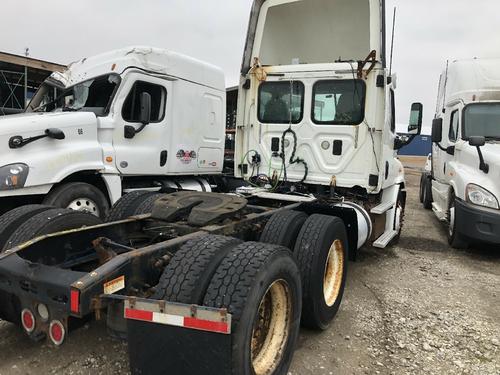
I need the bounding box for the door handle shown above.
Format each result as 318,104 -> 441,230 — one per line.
160,151 -> 168,167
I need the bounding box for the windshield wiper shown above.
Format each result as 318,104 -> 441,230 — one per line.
62,107 -> 80,112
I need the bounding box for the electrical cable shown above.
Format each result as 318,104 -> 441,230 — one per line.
280,80 -> 309,184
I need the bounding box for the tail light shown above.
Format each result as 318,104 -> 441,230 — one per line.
70,289 -> 80,314
21,309 -> 36,333
49,320 -> 65,346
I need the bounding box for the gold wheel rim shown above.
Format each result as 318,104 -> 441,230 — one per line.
251,279 -> 292,375
323,240 -> 345,307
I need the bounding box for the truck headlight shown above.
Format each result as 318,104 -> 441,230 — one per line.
466,184 -> 499,210
0,164 -> 29,190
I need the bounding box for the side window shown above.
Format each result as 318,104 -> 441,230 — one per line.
258,81 -> 304,124
390,89 -> 396,133
449,110 -> 459,142
122,81 -> 166,123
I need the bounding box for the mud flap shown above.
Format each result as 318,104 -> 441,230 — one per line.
122,298 -> 232,375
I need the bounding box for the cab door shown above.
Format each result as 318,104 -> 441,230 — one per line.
112,73 -> 172,175
433,105 -> 460,183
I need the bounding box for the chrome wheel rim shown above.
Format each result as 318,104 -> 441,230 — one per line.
323,240 -> 344,307
251,280 -> 292,375
67,198 -> 100,216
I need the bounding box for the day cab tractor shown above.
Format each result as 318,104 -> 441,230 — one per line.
0,1 -> 422,374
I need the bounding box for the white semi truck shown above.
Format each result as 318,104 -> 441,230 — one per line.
0,1 -> 423,374
421,58 -> 500,248
0,47 -> 226,217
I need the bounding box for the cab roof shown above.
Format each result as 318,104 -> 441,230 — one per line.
437,58 -> 500,110
241,0 -> 386,74
50,46 -> 225,91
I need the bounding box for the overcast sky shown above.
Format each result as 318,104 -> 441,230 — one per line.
2,0 -> 500,133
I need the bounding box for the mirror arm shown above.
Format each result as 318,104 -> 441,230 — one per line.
8,128 -> 65,149
434,142 -> 447,152
124,123 -> 148,139
475,146 -> 489,174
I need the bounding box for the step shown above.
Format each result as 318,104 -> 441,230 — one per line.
372,230 -> 398,249
370,201 -> 395,215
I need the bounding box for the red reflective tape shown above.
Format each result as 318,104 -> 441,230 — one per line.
125,308 -> 154,322
184,317 -> 229,334
70,289 -> 80,314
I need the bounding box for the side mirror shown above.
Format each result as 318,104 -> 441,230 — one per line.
469,136 -> 486,147
139,92 -> 152,125
407,103 -> 423,135
431,118 -> 443,143
45,128 -> 65,140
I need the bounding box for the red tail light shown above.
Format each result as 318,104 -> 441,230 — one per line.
21,309 -> 35,333
70,289 -> 80,314
49,320 -> 65,346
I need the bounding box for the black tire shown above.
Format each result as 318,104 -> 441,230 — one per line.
419,174 -> 426,203
0,205 -> 52,251
4,208 -> 102,251
293,214 -> 348,330
1,209 -> 101,324
204,242 -> 302,375
152,235 -> 241,304
260,210 -> 308,250
390,189 -> 406,246
422,175 -> 433,210
105,191 -> 158,222
43,182 -> 109,219
133,193 -> 166,215
448,194 -> 468,249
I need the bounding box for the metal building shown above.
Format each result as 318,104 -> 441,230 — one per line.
398,134 -> 432,156
0,51 -> 65,115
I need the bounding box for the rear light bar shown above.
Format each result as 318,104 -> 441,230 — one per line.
70,289 -> 80,314
123,299 -> 231,335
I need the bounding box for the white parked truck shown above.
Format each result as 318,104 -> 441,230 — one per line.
0,47 -> 226,217
235,0 -> 423,250
421,58 -> 500,248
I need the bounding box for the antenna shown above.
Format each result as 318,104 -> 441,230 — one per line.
389,7 -> 396,77
442,60 -> 449,113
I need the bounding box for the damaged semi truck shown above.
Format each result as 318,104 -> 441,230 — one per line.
0,1 -> 422,374
0,47 -> 226,217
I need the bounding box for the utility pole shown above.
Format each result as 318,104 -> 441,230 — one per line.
24,47 -> 29,109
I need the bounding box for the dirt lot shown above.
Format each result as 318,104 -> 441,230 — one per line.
0,166 -> 499,375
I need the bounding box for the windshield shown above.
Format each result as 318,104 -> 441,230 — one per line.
463,103 -> 500,139
27,74 -> 120,116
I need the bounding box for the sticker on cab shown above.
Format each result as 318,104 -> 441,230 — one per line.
104,276 -> 125,295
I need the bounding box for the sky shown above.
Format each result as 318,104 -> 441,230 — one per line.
1,0 -> 500,133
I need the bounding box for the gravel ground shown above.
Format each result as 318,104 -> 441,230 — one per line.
0,167 -> 499,375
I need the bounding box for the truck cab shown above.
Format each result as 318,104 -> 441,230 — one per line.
235,0 -> 423,248
422,58 -> 500,248
0,47 -> 226,217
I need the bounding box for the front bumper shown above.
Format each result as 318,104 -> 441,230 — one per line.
455,199 -> 500,245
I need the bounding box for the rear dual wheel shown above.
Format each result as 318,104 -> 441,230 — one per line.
154,236 -> 302,375
293,214 -> 348,330
261,211 -> 349,330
